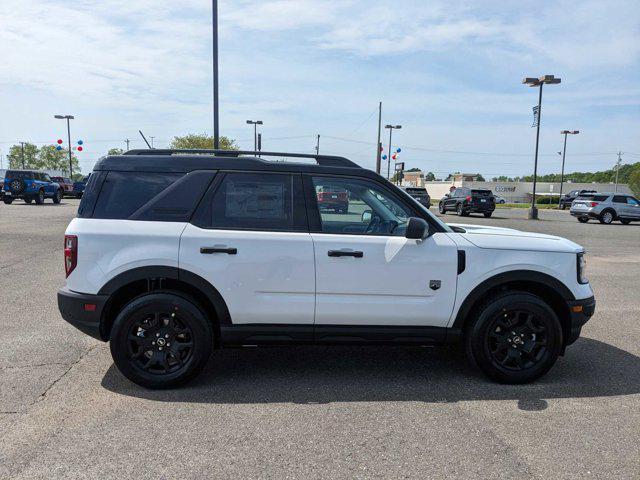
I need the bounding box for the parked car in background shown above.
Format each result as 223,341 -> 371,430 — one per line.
438,187 -> 495,217
2,170 -> 63,204
403,187 -> 431,208
51,177 -> 74,197
316,185 -> 349,213
559,189 -> 597,210
494,194 -> 507,204
570,193 -> 640,224
72,175 -> 90,198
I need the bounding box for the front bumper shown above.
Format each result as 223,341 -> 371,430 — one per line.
566,295 -> 596,345
58,287 -> 109,341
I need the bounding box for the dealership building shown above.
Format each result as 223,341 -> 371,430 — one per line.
402,171 -> 632,203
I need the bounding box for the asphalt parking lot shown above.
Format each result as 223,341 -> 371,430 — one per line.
1,199 -> 638,479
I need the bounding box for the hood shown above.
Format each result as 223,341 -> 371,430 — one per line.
448,223 -> 584,253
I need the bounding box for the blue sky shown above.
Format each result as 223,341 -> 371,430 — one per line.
1,0 -> 639,178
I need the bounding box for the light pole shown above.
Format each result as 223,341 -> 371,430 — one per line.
522,75 -> 561,219
385,124 -> 401,180
212,0 -> 220,149
54,114 -> 75,178
246,120 -> 263,152
558,130 -> 579,207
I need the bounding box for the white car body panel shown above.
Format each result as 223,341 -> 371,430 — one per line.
178,224 -> 315,325
64,218 -> 186,294
312,232 -> 458,327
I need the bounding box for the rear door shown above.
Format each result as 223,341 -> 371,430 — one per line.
179,172 -> 315,325
305,175 -> 458,327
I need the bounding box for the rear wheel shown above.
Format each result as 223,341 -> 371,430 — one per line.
3,198 -> 13,205
53,189 -> 63,204
34,189 -> 44,205
110,293 -> 213,389
483,212 -> 492,218
599,210 -> 614,224
465,291 -> 563,384
24,197 -> 33,204
456,203 -> 466,216
577,217 -> 589,223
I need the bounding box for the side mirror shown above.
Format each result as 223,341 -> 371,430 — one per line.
405,217 -> 429,240
361,209 -> 372,223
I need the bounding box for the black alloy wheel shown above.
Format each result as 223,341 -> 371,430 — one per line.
110,293 -> 212,389
577,217 -> 589,223
34,189 -> 45,205
456,203 -> 465,216
24,197 -> 33,204
53,189 -> 62,204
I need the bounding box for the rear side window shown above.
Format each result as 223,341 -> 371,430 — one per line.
209,172 -> 305,231
92,172 -> 182,219
5,171 -> 32,180
592,195 -> 609,202
613,196 -> 627,203
576,194 -> 595,200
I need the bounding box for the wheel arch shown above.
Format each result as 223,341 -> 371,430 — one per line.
452,270 -> 574,345
98,266 -> 231,344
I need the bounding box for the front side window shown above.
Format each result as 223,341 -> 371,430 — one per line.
627,197 -> 640,206
311,176 -> 412,236
210,173 -> 300,231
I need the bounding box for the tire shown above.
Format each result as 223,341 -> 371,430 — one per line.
110,292 -> 213,389
53,189 -> 62,204
34,189 -> 44,205
438,203 -> 446,214
560,204 -> 566,210
9,179 -> 25,194
577,217 -> 589,223
3,198 -> 13,205
483,212 -> 492,218
599,210 -> 614,224
465,291 -> 563,384
621,219 -> 631,225
456,203 -> 466,216
24,197 -> 33,204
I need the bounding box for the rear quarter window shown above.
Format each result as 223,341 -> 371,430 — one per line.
592,195 -> 610,202
91,172 -> 182,219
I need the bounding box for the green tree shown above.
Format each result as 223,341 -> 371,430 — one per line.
169,133 -> 238,150
424,172 -> 436,181
7,143 -> 39,169
108,148 -> 124,155
37,145 -> 80,174
628,164 -> 640,196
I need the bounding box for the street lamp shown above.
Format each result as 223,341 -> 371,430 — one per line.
54,114 -> 75,178
558,130 -> 579,208
522,74 -> 561,219
212,0 -> 220,149
384,124 -> 401,179
246,120 -> 263,152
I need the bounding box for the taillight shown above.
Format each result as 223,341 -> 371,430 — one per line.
465,196 -> 471,202
64,235 -> 77,277
590,202 -> 598,207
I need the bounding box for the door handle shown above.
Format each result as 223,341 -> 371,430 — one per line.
200,246 -> 237,255
328,249 -> 363,258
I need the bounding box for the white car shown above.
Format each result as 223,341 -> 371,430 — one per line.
58,149 -> 595,388
494,194 -> 507,204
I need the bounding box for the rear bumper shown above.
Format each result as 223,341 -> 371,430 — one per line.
566,295 -> 596,345
57,287 -> 108,341
466,204 -> 495,213
570,209 -> 598,218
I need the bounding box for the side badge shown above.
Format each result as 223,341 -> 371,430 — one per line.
429,280 -> 441,291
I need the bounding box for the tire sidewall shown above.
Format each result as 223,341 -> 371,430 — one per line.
110,292 -> 212,389
600,210 -> 614,224
466,292 -> 563,384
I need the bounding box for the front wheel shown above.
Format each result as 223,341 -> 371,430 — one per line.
53,189 -> 62,204
110,293 -> 213,389
577,217 -> 589,223
599,210 -> 614,224
621,219 -> 631,225
34,189 -> 45,205
483,212 -> 492,218
24,197 -> 33,204
438,203 -> 446,214
465,291 -> 563,384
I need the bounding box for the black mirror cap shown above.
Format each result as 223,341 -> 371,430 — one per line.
406,217 -> 429,240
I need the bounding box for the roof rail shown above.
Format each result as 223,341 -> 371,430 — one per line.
122,149 -> 361,168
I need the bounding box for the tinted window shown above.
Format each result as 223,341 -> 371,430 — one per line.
472,189 -> 492,197
210,173 -> 300,231
52,177 -> 63,182
592,195 -> 609,202
5,171 -> 32,180
43,174 -> 52,182
311,176 -> 412,236
93,172 -> 182,219
613,196 -> 627,203
576,194 -> 596,200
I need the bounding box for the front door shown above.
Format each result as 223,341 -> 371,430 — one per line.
179,172 -> 315,325
306,175 -> 458,327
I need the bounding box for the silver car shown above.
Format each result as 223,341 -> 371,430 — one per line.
570,192 -> 640,224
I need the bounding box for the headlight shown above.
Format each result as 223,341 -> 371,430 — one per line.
577,252 -> 588,284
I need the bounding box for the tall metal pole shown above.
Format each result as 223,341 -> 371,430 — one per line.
529,83 -> 543,220
559,131 -> 568,208
315,134 -> 320,154
150,136 -> 155,148
20,142 -> 25,169
212,0 -> 220,149
253,123 -> 257,151
386,127 -> 393,180
125,139 -> 130,150
615,151 -> 622,192
66,117 -> 73,178
375,101 -> 382,174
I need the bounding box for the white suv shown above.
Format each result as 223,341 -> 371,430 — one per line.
58,150 -> 595,388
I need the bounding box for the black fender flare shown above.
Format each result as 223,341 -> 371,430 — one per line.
98,266 -> 232,326
451,270 -> 575,329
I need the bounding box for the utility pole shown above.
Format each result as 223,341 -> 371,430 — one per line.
20,142 -> 25,168
54,115 -> 75,177
150,136 -> 155,148
615,151 -> 622,192
558,130 -> 579,208
125,138 -> 130,151
246,120 -> 263,152
212,0 -> 220,149
315,134 -> 320,155
375,101 -> 382,174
